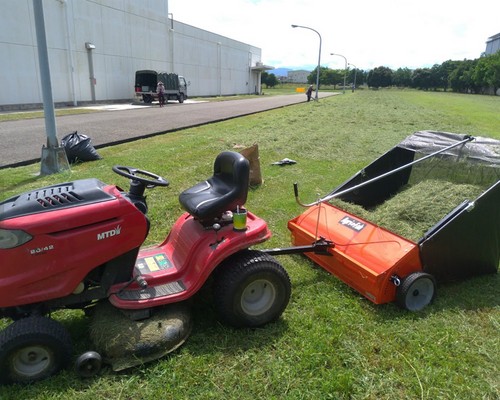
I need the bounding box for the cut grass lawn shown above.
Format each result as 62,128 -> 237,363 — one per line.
0,108 -> 102,122
0,89 -> 499,399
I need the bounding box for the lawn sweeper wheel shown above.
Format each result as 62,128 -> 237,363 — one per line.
396,272 -> 436,311
0,316 -> 72,385
213,250 -> 291,328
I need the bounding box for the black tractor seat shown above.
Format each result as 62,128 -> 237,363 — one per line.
179,151 -> 249,224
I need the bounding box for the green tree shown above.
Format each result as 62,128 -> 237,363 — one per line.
307,66 -> 331,88
473,52 -> 500,94
261,72 -> 269,86
367,66 -> 393,88
473,57 -> 490,93
393,67 -> 412,87
261,72 -> 278,88
266,73 -> 279,88
411,68 -> 432,90
449,59 -> 478,93
356,69 -> 368,86
438,60 -> 459,91
485,51 -> 500,93
430,64 -> 447,90
322,68 -> 343,87
348,68 -> 365,88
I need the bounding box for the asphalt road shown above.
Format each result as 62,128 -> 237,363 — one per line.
0,93 -> 335,169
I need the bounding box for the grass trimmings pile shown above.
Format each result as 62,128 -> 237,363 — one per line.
330,179 -> 484,241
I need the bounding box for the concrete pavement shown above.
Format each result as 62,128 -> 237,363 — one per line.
0,93 -> 336,169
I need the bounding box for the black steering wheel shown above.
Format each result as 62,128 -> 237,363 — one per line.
112,166 -> 169,188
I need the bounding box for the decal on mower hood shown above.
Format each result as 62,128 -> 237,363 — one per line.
29,244 -> 55,255
339,216 -> 366,232
97,225 -> 122,240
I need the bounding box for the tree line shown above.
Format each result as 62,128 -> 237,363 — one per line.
262,51 -> 500,94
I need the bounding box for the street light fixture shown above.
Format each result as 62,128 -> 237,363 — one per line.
330,53 -> 347,94
348,63 -> 357,92
292,24 -> 322,101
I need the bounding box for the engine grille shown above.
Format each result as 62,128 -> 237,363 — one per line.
28,185 -> 83,208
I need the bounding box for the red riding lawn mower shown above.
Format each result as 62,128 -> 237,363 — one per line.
1,132 -> 498,385
0,151 -> 297,385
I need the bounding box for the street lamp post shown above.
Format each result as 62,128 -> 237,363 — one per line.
330,53 -> 347,94
33,0 -> 70,175
348,63 -> 357,92
291,24 -> 322,101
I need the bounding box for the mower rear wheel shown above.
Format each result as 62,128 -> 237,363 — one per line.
396,272 -> 436,311
0,317 -> 72,384
213,250 -> 291,328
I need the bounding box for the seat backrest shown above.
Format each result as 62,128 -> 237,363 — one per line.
178,151 -> 249,222
209,151 -> 249,204
213,150 -> 248,185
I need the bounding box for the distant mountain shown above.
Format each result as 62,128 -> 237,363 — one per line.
270,68 -> 291,77
269,67 -> 313,76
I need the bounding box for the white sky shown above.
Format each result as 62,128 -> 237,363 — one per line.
168,0 -> 500,71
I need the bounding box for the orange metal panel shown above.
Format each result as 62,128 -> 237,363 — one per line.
288,203 -> 422,304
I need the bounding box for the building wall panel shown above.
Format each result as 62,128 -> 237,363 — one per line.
0,0 -> 263,109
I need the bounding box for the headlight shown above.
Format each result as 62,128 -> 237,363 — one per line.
0,229 -> 33,249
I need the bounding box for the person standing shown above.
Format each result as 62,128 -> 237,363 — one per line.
157,81 -> 165,107
306,85 -> 313,102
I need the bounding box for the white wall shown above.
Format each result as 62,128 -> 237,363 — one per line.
156,20 -> 262,97
485,34 -> 500,55
287,70 -> 310,84
0,0 -> 263,108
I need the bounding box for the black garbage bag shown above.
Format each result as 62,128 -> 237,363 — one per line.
61,131 -> 101,163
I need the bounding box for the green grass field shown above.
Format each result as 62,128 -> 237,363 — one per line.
0,89 -> 499,399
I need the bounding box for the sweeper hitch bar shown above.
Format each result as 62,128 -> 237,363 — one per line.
264,237 -> 334,256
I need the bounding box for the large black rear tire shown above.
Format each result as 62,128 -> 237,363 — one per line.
0,317 -> 72,385
213,250 -> 291,328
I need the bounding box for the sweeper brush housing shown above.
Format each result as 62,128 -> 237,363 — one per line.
288,131 -> 500,307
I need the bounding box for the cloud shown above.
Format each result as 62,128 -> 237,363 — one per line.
168,0 -> 500,70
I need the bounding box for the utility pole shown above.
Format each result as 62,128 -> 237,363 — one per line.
33,0 -> 69,175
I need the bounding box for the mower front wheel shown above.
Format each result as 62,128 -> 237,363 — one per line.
75,351 -> 102,378
213,250 -> 291,328
396,272 -> 436,311
0,316 -> 72,385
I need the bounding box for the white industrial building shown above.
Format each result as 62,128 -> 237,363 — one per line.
485,33 -> 500,55
0,0 -> 271,110
287,70 -> 311,84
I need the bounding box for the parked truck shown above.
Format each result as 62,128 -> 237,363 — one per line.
134,70 -> 188,104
